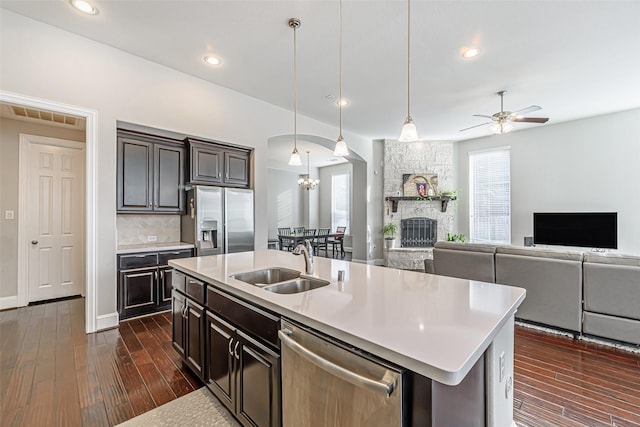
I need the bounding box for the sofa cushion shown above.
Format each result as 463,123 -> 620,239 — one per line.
496,246 -> 583,261
583,312 -> 640,346
434,241 -> 497,254
495,251 -> 583,332
583,253 -> 640,321
584,252 -> 640,267
433,242 -> 497,283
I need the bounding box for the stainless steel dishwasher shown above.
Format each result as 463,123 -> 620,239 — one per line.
279,319 -> 403,426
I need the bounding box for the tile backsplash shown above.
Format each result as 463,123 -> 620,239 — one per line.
117,214 -> 181,245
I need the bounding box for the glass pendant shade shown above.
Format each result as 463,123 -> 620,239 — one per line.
491,121 -> 513,135
288,147 -> 302,166
333,136 -> 349,156
399,116 -> 419,142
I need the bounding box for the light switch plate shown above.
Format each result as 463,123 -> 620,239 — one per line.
5,210 -> 15,220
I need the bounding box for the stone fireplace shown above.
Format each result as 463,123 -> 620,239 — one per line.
383,139 -> 455,270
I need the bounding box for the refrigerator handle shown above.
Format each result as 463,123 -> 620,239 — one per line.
189,198 -> 195,219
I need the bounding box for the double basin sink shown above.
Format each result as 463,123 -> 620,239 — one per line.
230,267 -> 329,294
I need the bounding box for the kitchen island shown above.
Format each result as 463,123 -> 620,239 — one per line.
170,250 -> 526,426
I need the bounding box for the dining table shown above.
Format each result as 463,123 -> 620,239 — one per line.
277,231 -> 345,256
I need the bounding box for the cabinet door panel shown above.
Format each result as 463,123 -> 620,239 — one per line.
186,300 -> 205,378
172,291 -> 186,358
206,312 -> 235,410
160,266 -> 173,305
118,138 -> 153,211
224,151 -> 249,186
121,268 -> 156,311
191,144 -> 222,184
237,331 -> 281,427
154,144 -> 185,212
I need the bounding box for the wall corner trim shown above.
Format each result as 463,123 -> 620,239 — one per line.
95,312 -> 119,331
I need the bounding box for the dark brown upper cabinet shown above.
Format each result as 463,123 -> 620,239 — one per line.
117,131 -> 185,213
186,138 -> 250,187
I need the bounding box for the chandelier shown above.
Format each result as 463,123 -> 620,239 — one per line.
298,151 -> 319,190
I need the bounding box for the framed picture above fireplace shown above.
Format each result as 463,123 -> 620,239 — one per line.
403,174 -> 438,197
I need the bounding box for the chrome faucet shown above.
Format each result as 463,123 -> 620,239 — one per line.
293,239 -> 314,275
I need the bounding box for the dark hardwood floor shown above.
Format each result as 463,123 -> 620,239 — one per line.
1,297 -> 638,426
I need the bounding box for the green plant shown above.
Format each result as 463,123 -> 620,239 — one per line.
439,189 -> 458,198
383,223 -> 397,238
446,233 -> 466,242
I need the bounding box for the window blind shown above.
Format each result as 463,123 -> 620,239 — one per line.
469,148 -> 511,243
331,173 -> 350,234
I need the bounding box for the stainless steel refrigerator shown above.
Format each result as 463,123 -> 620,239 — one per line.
181,186 -> 254,255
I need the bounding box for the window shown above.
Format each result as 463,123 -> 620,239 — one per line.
469,148 -> 511,243
331,173 -> 350,234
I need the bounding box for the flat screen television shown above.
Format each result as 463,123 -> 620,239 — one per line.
533,212 -> 617,249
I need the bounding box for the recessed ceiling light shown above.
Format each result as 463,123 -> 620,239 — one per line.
336,99 -> 349,107
462,47 -> 481,59
70,0 -> 98,15
204,56 -> 221,66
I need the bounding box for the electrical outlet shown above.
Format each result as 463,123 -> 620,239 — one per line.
5,210 -> 15,220
147,235 -> 157,242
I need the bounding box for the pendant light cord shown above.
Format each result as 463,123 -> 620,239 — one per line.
407,0 -> 411,118
338,0 -> 343,140
293,22 -> 298,150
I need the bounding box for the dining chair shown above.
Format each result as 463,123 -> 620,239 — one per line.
329,226 -> 346,258
313,228 -> 331,257
278,227 -> 294,251
293,226 -> 305,234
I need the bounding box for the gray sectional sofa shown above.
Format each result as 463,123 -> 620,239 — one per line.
432,241 -> 640,346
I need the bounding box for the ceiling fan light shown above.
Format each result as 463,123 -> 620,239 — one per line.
333,136 -> 349,157
399,116 -> 419,142
288,147 -> 302,166
491,121 -> 513,135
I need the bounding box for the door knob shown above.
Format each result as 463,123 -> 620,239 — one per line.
31,240 -> 38,245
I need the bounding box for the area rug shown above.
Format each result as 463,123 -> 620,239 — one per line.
117,387 -> 240,427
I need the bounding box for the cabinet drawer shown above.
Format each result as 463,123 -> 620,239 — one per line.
207,286 -> 280,348
186,276 -> 206,304
119,253 -> 158,269
172,269 -> 187,294
159,249 -> 193,265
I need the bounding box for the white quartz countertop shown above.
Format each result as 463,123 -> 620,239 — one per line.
169,250 -> 526,385
117,242 -> 194,254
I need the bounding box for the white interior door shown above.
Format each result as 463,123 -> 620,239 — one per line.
26,136 -> 85,303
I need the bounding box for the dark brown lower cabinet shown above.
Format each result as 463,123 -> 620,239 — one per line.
206,311 -> 281,427
172,289 -> 205,379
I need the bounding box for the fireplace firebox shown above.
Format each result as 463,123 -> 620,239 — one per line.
401,217 -> 437,248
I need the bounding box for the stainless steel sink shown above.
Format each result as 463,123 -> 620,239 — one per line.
231,267 -> 301,286
263,278 -> 330,294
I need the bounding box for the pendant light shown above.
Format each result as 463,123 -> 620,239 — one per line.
398,0 -> 419,142
297,151 -> 320,190
288,18 -> 302,166
333,0 -> 349,157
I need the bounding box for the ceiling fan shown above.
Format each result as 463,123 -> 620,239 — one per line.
460,91 -> 549,134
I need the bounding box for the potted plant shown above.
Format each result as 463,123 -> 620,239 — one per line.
383,223 -> 398,249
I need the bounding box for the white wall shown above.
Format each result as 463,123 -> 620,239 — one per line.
0,11 -> 379,319
456,108 -> 640,255
266,168 -> 303,238
0,117 -> 85,299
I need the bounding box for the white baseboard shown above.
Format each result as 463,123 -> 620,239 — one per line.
96,312 -> 119,331
0,296 -> 18,310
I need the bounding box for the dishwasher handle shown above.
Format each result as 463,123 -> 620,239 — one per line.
278,329 -> 397,398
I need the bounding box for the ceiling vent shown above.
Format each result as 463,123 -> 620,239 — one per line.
1,103 -> 85,130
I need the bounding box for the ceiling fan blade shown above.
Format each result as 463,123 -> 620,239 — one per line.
459,122 -> 491,132
472,114 -> 493,119
512,105 -> 541,116
513,117 -> 549,123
